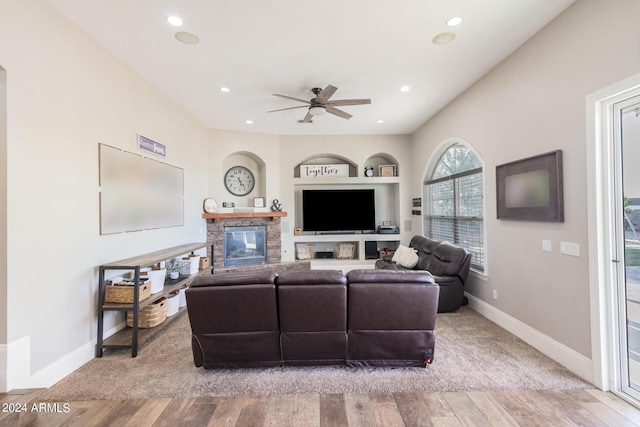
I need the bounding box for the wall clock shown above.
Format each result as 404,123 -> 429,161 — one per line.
224,166 -> 255,196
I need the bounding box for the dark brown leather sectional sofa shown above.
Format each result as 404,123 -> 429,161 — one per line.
186,269 -> 439,369
375,235 -> 472,313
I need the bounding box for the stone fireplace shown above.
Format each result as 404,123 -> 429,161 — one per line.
205,213 -> 283,272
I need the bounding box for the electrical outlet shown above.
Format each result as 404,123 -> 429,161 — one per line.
542,239 -> 552,252
560,241 -> 580,257
493,289 -> 498,300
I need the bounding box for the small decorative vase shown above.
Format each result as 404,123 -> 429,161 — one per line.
169,271 -> 179,280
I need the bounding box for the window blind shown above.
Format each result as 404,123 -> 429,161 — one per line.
424,169 -> 484,271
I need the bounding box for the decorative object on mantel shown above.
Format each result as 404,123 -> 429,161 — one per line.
254,197 -> 265,208
364,165 -> 374,177
300,164 -> 349,178
203,197 -> 218,213
271,199 -> 283,212
234,207 -> 255,213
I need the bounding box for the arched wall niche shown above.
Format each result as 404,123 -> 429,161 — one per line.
364,152 -> 400,177
293,153 -> 357,177
221,151 -> 266,201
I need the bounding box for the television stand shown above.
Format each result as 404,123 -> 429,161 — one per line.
293,234 -> 400,266
319,231 -> 358,235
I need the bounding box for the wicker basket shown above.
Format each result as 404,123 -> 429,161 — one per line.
335,242 -> 356,260
295,243 -> 315,260
126,299 -> 167,328
105,282 -> 151,303
179,260 -> 192,276
199,257 -> 210,270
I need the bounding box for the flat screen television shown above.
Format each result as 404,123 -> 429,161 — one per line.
302,189 -> 375,232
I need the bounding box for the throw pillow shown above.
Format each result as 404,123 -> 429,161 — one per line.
399,249 -> 419,268
391,245 -> 411,263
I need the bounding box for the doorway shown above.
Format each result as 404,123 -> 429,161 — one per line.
588,74 -> 640,407
615,96 -> 640,402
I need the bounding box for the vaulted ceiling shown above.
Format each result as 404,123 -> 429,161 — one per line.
46,0 -> 574,135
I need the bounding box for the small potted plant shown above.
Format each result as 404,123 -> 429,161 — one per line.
167,259 -> 182,280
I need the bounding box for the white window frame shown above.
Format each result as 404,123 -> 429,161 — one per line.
422,139 -> 486,274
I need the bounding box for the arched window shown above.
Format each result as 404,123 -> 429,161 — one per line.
423,143 -> 484,271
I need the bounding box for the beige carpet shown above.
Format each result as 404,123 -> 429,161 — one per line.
40,307 -> 591,401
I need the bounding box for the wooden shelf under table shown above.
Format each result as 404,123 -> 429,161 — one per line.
102,308 -> 187,351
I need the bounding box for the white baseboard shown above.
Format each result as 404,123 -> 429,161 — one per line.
466,293 -> 594,384
5,321 -> 126,391
26,341 -> 94,389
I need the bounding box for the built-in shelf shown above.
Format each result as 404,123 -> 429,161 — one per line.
202,211 -> 287,221
294,234 -> 400,267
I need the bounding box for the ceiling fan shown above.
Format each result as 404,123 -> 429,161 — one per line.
268,85 -> 371,123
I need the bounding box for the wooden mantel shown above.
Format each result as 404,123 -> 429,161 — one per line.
201,211 -> 288,221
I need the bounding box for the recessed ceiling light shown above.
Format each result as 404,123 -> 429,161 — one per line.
174,31 -> 199,45
400,86 -> 410,92
220,87 -> 230,93
245,120 -> 253,125
446,16 -> 462,27
166,16 -> 183,26
377,120 -> 384,124
432,32 -> 456,45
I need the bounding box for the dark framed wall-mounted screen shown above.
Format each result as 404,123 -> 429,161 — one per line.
99,143 -> 184,235
496,150 -> 563,222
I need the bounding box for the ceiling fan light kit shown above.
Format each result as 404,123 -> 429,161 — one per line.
309,106 -> 326,116
269,85 -> 371,123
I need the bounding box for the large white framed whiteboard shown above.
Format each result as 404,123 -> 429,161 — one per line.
99,143 -> 184,235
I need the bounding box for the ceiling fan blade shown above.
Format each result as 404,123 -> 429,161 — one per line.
326,99 -> 371,106
302,111 -> 313,123
268,105 -> 310,113
315,85 -> 338,103
326,105 -> 353,120
272,94 -> 311,104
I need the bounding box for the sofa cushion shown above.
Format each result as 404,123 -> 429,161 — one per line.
276,269 -> 346,286
190,271 -> 276,287
427,242 -> 470,278
347,268 -> 434,284
410,236 -> 440,271
277,270 -> 347,332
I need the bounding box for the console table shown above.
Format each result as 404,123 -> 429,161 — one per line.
96,242 -> 205,357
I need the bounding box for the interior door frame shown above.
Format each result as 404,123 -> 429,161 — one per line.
587,72 -> 640,404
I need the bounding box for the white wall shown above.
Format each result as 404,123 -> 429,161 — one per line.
0,0 -> 208,388
412,0 -> 640,359
0,66 -> 6,347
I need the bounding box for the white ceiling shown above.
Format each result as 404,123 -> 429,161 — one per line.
45,0 -> 574,136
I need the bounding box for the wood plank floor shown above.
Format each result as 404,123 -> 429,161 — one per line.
3,388 -> 640,426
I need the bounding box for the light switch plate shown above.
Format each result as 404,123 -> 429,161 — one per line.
542,240 -> 552,252
560,241 -> 580,257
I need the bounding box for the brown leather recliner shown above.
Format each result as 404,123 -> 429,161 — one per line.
346,269 -> 440,367
186,271 -> 281,368
375,235 -> 472,313
277,270 -> 347,366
